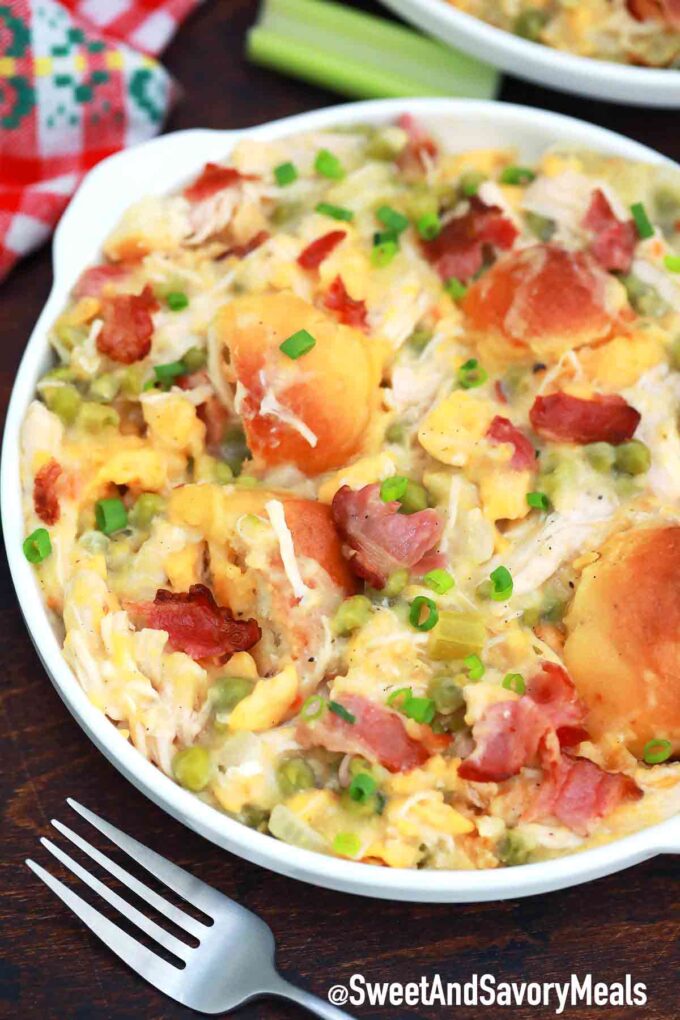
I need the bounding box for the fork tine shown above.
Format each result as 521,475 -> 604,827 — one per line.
67,799 -> 224,919
52,818 -> 207,939
26,859 -> 185,999
40,837 -> 192,961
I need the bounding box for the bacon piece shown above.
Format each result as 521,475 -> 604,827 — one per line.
128,584 -> 261,662
184,163 -> 257,202
421,196 -> 518,283
526,662 -> 588,746
323,276 -> 369,332
74,263 -> 128,298
525,755 -> 642,835
297,230 -> 346,270
225,231 -> 269,259
529,392 -> 640,445
396,114 -> 438,175
458,699 -> 551,782
331,483 -> 442,588
582,189 -> 637,273
33,458 -> 62,525
97,286 -> 158,365
627,0 -> 680,25
297,693 -> 429,773
486,415 -> 536,470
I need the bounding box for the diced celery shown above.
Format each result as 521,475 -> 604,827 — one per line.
427,611 -> 486,661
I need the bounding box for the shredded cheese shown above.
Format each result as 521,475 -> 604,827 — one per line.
259,388 -> 318,448
265,499 -> 311,602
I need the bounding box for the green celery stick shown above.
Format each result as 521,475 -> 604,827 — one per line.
247,0 -> 499,99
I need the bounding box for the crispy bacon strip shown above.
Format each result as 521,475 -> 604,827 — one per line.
97,286 -> 158,365
529,392 -> 641,445
525,755 -> 642,836
297,231 -> 346,270
33,458 -> 62,525
297,693 -> 430,773
396,113 -> 438,175
128,584 -> 261,662
323,276 -> 369,332
486,416 -> 536,470
331,483 -> 442,589
184,163 -> 257,202
421,196 -> 518,283
225,231 -> 269,259
526,662 -> 588,747
627,0 -> 680,25
74,263 -> 128,298
582,189 -> 637,273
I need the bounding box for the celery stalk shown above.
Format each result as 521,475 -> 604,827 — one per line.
247,0 -> 499,100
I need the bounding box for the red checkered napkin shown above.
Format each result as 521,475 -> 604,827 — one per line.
0,0 -> 201,281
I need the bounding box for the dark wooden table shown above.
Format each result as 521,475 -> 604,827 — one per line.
1,2 -> 678,1017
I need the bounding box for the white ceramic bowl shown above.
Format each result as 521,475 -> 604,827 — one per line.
3,98 -> 679,902
379,0 -> 680,107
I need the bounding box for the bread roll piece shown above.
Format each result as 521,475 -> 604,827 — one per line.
564,526 -> 680,757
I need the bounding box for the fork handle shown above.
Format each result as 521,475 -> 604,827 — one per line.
266,975 -> 356,1020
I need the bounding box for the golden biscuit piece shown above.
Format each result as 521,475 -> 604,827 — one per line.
215,292 -> 380,474
564,526 -> 680,757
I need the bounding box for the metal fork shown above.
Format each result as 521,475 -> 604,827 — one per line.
27,800 -> 354,1018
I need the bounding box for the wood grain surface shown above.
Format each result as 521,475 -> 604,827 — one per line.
1,2 -> 678,1017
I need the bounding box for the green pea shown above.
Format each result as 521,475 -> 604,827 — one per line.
222,425 -> 250,476
43,383 -> 82,425
120,364 -> 147,397
408,326 -> 433,353
89,372 -> 120,403
331,594 -> 372,636
78,402 -> 120,432
525,211 -> 555,242
459,171 -> 487,197
214,460 -> 234,485
182,346 -> 207,374
428,675 -> 464,715
654,186 -> 680,223
277,757 -> 316,796
404,185 -> 438,222
382,568 -> 409,598
212,676 -> 254,714
585,442 -> 616,473
385,421 -> 405,444
513,9 -> 549,41
130,492 -> 166,529
240,805 -> 269,830
270,202 -> 302,226
399,480 -> 429,514
620,274 -> 669,318
615,439 -> 651,476
498,828 -> 535,866
172,746 -> 211,792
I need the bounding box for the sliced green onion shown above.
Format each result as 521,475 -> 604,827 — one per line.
166,291 -> 189,312
664,254 -> 680,273
316,201 -> 354,222
300,695 -> 325,721
380,475 -> 408,502
402,695 -> 436,725
526,491 -> 551,511
502,672 -> 525,695
642,738 -> 672,765
458,358 -> 488,389
154,361 -> 186,387
274,161 -> 298,186
333,832 -> 361,857
23,528 -> 52,564
315,148 -> 344,180
445,276 -> 468,302
376,205 -> 409,234
246,0 -> 500,102
464,653 -> 485,680
489,565 -> 513,601
409,595 -> 439,632
348,772 -> 377,802
423,568 -> 455,595
279,328 -> 316,359
387,687 -> 412,709
416,211 -> 441,240
500,166 -> 536,186
95,497 -> 128,536
371,239 -> 398,267
631,202 -> 654,240
329,700 -> 356,724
